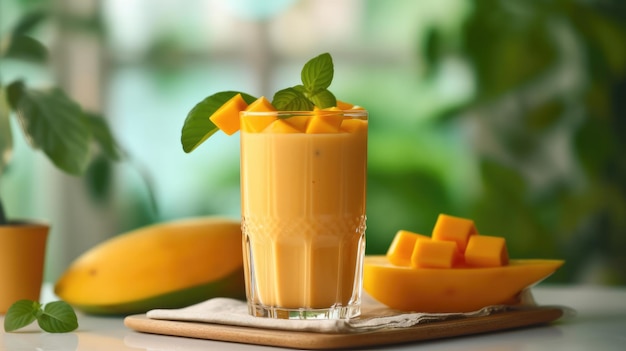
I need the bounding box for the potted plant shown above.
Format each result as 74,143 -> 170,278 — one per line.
0,10 -> 121,313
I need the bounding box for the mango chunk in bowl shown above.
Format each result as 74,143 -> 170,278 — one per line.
363,255 -> 564,313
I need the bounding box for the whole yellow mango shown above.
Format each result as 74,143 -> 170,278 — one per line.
54,217 -> 245,315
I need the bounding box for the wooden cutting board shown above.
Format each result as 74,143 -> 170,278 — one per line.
124,306 -> 564,349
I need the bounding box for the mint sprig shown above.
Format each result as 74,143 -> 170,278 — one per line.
301,52 -> 334,91
181,52 -> 337,153
273,52 -> 336,110
4,299 -> 78,333
271,87 -> 313,111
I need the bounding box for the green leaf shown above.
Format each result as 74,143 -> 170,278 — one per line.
84,153 -> 113,203
0,85 -> 13,174
6,80 -> 24,109
85,112 -> 123,161
272,87 -> 314,111
4,300 -> 40,332
181,91 -> 257,153
8,81 -> 91,175
1,35 -> 48,63
37,301 -> 78,333
308,88 -> 336,109
12,10 -> 47,35
301,52 -> 334,93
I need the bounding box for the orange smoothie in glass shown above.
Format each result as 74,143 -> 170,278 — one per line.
240,110 -> 367,319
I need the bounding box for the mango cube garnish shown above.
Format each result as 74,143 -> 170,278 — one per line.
306,110 -> 343,134
263,119 -> 301,133
340,118 -> 367,133
284,115 -> 311,132
209,93 -> 249,135
246,96 -> 276,112
336,100 -> 354,110
241,96 -> 277,133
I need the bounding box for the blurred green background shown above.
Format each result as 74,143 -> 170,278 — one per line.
1,0 -> 625,285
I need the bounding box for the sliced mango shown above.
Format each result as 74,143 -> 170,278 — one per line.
336,100 -> 354,110
363,255 -> 564,312
284,115 -> 311,132
465,235 -> 509,267
305,108 -> 343,133
411,238 -> 461,269
238,107 -> 366,134
336,100 -> 366,110
246,96 -> 276,112
209,93 -> 249,135
386,230 -> 429,267
263,119 -> 301,133
339,119 -> 367,133
321,106 -> 342,112
241,96 -> 278,133
306,114 -> 343,133
432,213 -> 478,253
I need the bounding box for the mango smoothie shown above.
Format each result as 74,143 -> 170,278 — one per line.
240,110 -> 367,319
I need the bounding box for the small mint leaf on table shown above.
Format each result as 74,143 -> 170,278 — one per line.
4,300 -> 78,333
37,301 -> 78,333
3,299 -> 40,332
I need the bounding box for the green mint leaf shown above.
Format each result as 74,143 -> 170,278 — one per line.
9,83 -> 91,175
308,89 -> 337,109
181,91 -> 256,153
37,301 -> 78,333
293,84 -> 306,93
272,88 -> 314,111
301,52 -> 334,93
4,300 -> 40,332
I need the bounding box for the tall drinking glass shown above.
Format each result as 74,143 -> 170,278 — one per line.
240,109 -> 367,319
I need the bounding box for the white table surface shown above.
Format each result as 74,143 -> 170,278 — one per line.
2,284 -> 625,351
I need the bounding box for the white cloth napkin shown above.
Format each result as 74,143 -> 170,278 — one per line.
146,292 -> 535,334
